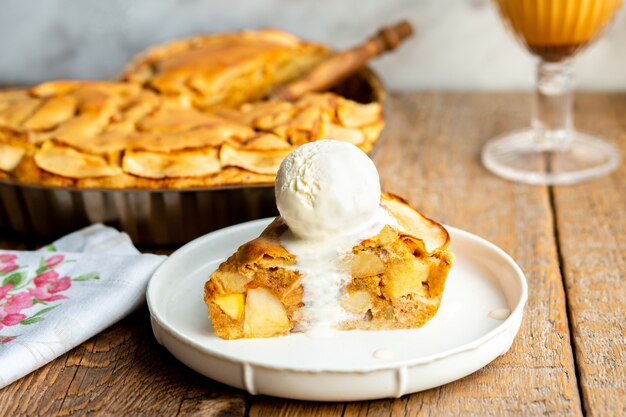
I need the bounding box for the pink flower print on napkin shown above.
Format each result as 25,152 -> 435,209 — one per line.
0,252 -> 99,345
0,264 -> 18,273
0,312 -> 26,328
43,255 -> 64,269
0,254 -> 18,274
0,254 -> 17,263
28,271 -> 72,302
0,336 -> 16,344
3,292 -> 33,314
0,284 -> 13,300
0,292 -> 33,330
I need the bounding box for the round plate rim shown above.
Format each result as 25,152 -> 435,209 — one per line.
147,217 -> 528,373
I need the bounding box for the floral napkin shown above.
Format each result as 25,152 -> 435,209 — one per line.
0,224 -> 165,388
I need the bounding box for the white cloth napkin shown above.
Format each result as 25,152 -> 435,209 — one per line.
0,224 -> 165,388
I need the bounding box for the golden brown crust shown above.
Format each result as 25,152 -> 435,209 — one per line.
205,194 -> 453,339
0,86 -> 382,189
382,193 -> 450,252
11,154 -> 76,188
121,29 -> 330,111
219,93 -> 383,152
74,167 -> 276,189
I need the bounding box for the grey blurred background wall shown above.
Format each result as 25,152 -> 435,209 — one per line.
0,0 -> 624,90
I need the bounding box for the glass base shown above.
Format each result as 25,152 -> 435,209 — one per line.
482,129 -> 620,185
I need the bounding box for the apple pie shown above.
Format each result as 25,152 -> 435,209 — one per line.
204,194 -> 453,339
0,81 -> 383,188
0,29 -> 384,189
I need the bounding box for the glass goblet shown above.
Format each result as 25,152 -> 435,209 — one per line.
482,0 -> 623,185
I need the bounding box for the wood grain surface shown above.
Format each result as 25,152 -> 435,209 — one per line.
551,94 -> 626,417
1,92 -> 624,417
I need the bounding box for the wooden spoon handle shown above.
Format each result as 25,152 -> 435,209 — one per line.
270,20 -> 414,101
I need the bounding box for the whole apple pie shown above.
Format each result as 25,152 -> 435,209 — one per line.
0,30 -> 384,189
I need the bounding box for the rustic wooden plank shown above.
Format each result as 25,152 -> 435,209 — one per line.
551,93 -> 626,417
249,398 -> 345,417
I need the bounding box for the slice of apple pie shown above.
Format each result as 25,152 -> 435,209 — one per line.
204,141 -> 453,339
205,193 -> 452,339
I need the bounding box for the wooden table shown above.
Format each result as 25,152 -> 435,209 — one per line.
1,92 -> 624,416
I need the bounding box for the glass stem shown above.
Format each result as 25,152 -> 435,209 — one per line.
531,59 -> 574,150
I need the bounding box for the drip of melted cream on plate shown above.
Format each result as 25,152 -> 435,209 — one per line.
373,348 -> 395,359
280,206 -> 396,336
489,308 -> 511,320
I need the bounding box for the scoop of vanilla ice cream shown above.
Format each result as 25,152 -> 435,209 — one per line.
275,140 -> 381,239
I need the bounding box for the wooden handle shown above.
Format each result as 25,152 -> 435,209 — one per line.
270,20 -> 414,101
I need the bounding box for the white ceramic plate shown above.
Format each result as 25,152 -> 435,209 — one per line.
147,218 -> 528,402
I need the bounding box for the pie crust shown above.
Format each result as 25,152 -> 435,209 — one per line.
121,29 -> 331,110
0,82 -> 383,189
